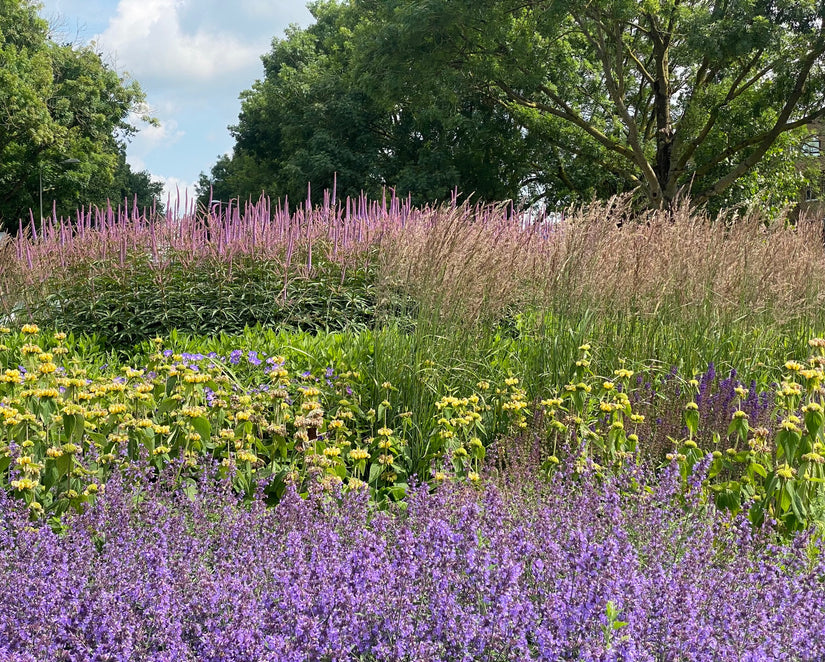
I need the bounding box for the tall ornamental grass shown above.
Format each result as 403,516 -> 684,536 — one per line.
379,196 -> 825,378
2,463 -> 824,661
3,192 -> 825,374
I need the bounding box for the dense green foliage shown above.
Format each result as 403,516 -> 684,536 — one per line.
202,0 -> 825,213
25,252 -> 378,350
197,1 -> 550,208
0,0 -> 162,230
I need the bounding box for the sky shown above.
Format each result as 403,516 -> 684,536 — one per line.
38,0 -> 314,204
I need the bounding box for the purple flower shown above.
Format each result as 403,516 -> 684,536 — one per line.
1,466 -> 823,660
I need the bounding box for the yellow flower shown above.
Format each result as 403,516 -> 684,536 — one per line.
468,471 -> 480,482
377,426 -> 393,437
777,464 -> 796,479
237,450 -> 258,463
323,447 -> 341,457
11,478 -> 37,490
780,419 -> 802,434
21,324 -> 39,335
348,448 -> 370,461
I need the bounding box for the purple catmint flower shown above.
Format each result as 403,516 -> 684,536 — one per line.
1,467 -> 823,660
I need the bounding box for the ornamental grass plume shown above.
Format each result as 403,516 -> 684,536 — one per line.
1,464 -> 824,660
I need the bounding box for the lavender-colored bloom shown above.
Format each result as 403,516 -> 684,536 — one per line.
229,349 -> 243,365
1,466 -> 824,660
203,387 -> 215,407
247,351 -> 262,366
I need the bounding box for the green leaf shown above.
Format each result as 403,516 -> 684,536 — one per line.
55,453 -> 72,480
63,413 -> 85,443
749,462 -> 767,479
368,462 -> 383,485
191,416 -> 211,442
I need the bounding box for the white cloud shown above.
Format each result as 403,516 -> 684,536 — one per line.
135,116 -> 184,150
96,0 -> 268,88
42,0 -> 315,202
152,175 -> 197,215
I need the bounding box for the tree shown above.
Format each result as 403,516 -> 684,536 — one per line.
0,0 -> 156,230
357,0 -> 825,211
198,0 -> 535,208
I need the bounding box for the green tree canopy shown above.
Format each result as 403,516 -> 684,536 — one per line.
357,0 -> 825,212
197,0 -> 536,208
199,0 -> 825,213
0,0 -> 160,231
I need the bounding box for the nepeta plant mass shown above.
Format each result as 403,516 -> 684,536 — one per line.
1,466 -> 823,661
